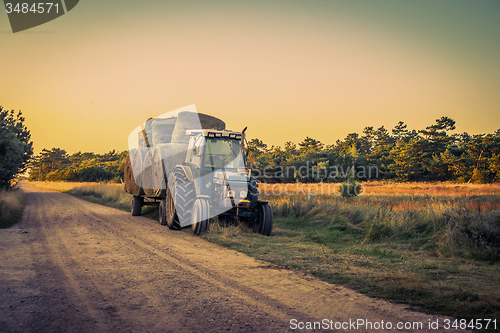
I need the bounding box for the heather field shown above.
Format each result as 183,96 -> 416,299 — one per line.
259,181 -> 500,197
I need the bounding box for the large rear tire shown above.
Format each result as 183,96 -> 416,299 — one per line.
131,196 -> 143,216
171,168 -> 195,227
254,202 -> 273,236
191,198 -> 210,235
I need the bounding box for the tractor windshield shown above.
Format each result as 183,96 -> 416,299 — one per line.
204,138 -> 244,169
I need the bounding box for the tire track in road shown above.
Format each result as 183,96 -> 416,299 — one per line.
28,189 -> 186,332
19,184 -> 290,332
17,188 -> 105,333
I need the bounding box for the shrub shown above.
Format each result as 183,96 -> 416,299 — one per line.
0,188 -> 24,228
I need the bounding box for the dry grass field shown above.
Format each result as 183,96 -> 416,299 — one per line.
260,181 -> 500,197
28,181 -> 121,192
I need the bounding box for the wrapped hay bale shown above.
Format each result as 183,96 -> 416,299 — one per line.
151,117 -> 176,146
171,112 -> 225,144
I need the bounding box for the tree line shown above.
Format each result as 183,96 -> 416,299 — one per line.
24,116 -> 500,184
28,149 -> 127,183
247,116 -> 500,183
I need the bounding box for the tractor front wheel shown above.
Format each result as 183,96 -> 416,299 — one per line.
191,198 -> 210,235
254,202 -> 273,236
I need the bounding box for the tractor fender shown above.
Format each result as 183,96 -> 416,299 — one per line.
176,165 -> 194,182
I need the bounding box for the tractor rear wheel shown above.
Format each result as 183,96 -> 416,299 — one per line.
171,168 -> 195,227
191,198 -> 210,235
254,202 -> 273,236
131,196 -> 143,216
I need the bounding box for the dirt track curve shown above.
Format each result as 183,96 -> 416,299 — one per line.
0,182 -> 465,332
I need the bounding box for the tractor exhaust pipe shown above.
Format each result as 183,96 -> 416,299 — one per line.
240,127 -> 247,153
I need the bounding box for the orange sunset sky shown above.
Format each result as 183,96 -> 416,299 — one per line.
1,0 -> 499,154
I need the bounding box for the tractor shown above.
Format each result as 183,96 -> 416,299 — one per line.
125,112 -> 273,236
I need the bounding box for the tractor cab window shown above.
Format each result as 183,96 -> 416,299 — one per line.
204,138 -> 244,169
188,135 -> 204,166
194,135 -> 205,156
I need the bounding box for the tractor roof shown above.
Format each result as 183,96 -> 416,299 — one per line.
186,129 -> 242,139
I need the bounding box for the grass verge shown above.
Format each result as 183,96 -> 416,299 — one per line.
66,184 -> 160,220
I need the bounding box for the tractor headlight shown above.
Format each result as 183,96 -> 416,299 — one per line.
240,190 -> 247,198
227,190 -> 236,198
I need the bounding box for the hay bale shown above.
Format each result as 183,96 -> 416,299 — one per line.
199,113 -> 226,130
143,118 -> 154,147
138,130 -> 148,148
142,150 -> 155,195
124,154 -> 136,194
153,143 -> 189,190
171,112 -> 225,144
151,117 -> 176,146
152,147 -> 166,191
124,148 -> 148,196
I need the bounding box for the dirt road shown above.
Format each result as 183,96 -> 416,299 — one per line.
0,182 -> 464,332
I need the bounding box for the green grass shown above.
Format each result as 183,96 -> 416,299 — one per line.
202,196 -> 500,330
64,183 -> 500,330
202,217 -> 500,329
0,188 -> 25,228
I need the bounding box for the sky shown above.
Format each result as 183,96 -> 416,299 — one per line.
1,0 -> 499,154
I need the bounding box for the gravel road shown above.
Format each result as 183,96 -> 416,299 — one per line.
0,182 -> 465,332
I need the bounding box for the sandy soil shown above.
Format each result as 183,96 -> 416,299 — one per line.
0,182 -> 466,332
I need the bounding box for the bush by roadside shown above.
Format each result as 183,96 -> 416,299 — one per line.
0,188 -> 24,228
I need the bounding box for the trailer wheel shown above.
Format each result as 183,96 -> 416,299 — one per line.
159,199 -> 167,225
131,196 -> 143,216
191,198 -> 210,235
172,168 -> 195,227
254,202 -> 273,236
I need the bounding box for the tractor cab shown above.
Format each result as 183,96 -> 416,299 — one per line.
184,130 -> 250,210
